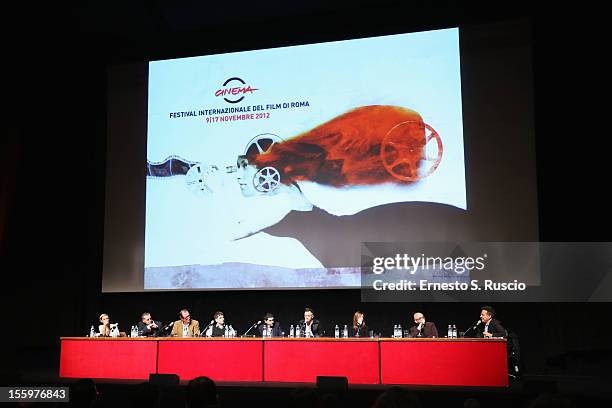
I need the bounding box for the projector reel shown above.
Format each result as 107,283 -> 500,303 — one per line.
380,121 -> 443,182
244,133 -> 284,157
253,166 -> 281,193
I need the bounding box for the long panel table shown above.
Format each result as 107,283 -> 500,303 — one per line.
60,337 -> 508,387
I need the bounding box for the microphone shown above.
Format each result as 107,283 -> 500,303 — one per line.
200,320 -> 216,337
463,320 -> 481,337
153,321 -> 173,337
243,320 -> 262,336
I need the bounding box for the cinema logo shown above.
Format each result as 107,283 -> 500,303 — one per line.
215,77 -> 258,104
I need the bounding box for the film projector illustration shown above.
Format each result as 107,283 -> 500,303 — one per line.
146,133 -> 284,196
146,119 -> 443,195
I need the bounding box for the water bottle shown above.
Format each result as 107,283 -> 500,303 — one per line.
224,325 -> 229,338
393,324 -> 398,338
229,325 -> 235,338
295,325 -> 301,338
289,325 -> 295,338
89,325 -> 95,337
452,324 -> 457,338
447,324 -> 452,338
343,325 -> 348,338
334,325 -> 339,338
398,324 -> 402,338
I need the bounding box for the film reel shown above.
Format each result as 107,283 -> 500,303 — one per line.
244,133 -> 284,157
380,121 -> 443,182
253,166 -> 281,193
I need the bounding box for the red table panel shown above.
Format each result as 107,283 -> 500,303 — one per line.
264,339 -> 380,384
380,339 -> 508,387
60,339 -> 158,380
157,339 -> 263,382
60,338 -> 508,387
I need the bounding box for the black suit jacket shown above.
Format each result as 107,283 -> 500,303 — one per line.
257,322 -> 283,337
409,321 -> 438,338
137,320 -> 163,336
298,319 -> 324,337
477,319 -> 506,338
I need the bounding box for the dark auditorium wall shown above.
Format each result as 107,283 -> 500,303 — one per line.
2,1 -> 611,383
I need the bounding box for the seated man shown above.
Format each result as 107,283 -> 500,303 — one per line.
171,309 -> 200,337
477,306 -> 506,338
257,313 -> 283,337
137,312 -> 162,336
298,308 -> 323,337
204,311 -> 227,337
409,312 -> 438,338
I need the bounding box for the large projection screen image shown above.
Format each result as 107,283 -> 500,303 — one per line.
144,28 -> 465,289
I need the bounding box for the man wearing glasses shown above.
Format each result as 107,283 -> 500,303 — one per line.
257,313 -> 283,337
409,312 -> 439,338
171,309 -> 200,337
137,312 -> 163,336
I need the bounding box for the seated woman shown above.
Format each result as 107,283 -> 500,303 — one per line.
349,311 -> 368,337
98,313 -> 111,337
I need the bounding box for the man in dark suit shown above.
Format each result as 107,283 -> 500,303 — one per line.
478,306 -> 506,338
409,312 -> 438,338
298,307 -> 324,337
137,312 -> 163,336
257,312 -> 283,337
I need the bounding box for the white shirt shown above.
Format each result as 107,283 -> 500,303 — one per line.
183,323 -> 190,337
305,321 -> 313,337
205,324 -> 224,337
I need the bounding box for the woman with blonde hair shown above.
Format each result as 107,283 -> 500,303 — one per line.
98,313 -> 111,336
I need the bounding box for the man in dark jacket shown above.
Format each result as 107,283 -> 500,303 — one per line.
409,312 -> 439,338
478,306 -> 506,338
298,307 -> 324,337
257,312 -> 283,337
137,312 -> 163,336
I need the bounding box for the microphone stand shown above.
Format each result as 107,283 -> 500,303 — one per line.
200,321 -> 215,337
463,322 -> 480,338
153,322 -> 172,338
243,322 -> 260,337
